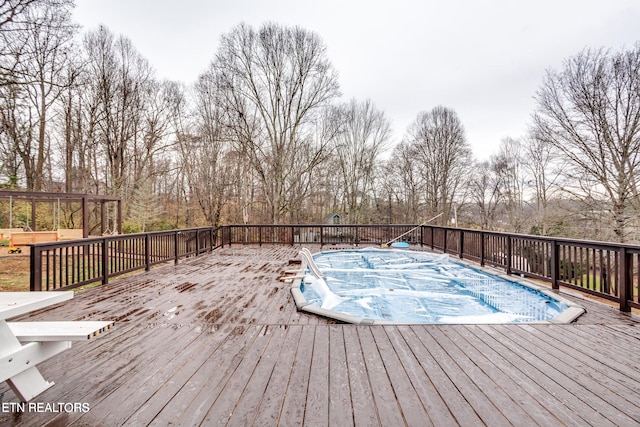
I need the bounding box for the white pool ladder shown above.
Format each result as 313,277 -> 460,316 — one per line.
299,248 -> 323,278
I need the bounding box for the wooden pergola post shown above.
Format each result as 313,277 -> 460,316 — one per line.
30,197 -> 36,231
100,201 -> 106,235
117,199 -> 122,235
82,196 -> 89,238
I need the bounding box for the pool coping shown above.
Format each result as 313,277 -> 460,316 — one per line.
289,247 -> 587,325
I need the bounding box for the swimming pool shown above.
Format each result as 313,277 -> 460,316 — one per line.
291,248 -> 585,324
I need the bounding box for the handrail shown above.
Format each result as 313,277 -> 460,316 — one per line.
27,223 -> 640,314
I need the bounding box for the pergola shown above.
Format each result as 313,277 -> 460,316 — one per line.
0,190 -> 122,238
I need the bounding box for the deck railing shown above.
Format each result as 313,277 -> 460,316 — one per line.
29,227 -> 223,292
28,224 -> 640,313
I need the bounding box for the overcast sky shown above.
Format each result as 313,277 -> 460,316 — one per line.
73,0 -> 640,159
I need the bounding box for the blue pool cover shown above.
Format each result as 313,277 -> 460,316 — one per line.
296,248 -> 583,324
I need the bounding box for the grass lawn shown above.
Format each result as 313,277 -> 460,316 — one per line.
0,254 -> 29,291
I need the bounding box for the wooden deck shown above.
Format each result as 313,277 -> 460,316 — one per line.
2,245 -> 640,426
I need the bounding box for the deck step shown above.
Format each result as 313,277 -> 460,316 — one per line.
8,321 -> 115,342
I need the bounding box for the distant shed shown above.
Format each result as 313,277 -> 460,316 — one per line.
326,213 -> 341,224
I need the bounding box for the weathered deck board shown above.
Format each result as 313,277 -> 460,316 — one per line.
446,325 -> 571,425
304,323 -> 330,426
427,325 -> 536,426
328,326 -> 354,427
1,245 -> 640,427
342,326 -> 379,426
279,323 -> 315,425
369,326 -> 432,426
251,324 -> 303,426
477,324 -> 629,427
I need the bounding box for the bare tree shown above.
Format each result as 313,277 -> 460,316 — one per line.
213,22 -> 340,224
533,44 -> 640,242
83,26 -> 154,195
0,0 -> 39,28
491,138 -> 527,232
18,3 -> 75,190
286,106 -> 343,222
331,99 -> 391,223
130,79 -> 177,192
468,160 -> 503,230
0,0 -> 72,84
404,106 -> 472,224
0,82 -> 29,187
387,141 -> 423,222
57,51 -> 88,193
522,133 -> 565,235
0,0 -> 75,190
180,72 -> 238,226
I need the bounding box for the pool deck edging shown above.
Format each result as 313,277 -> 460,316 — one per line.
290,279 -> 376,325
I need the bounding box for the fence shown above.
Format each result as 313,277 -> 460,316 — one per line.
28,224 -> 639,313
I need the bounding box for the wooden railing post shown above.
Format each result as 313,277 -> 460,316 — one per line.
430,227 -> 435,250
459,230 -> 464,259
443,228 -> 448,253
480,232 -> 485,266
551,240 -> 559,291
101,237 -> 109,285
619,247 -> 631,312
174,232 -> 179,264
505,235 -> 512,275
29,245 -> 42,291
145,233 -> 150,271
